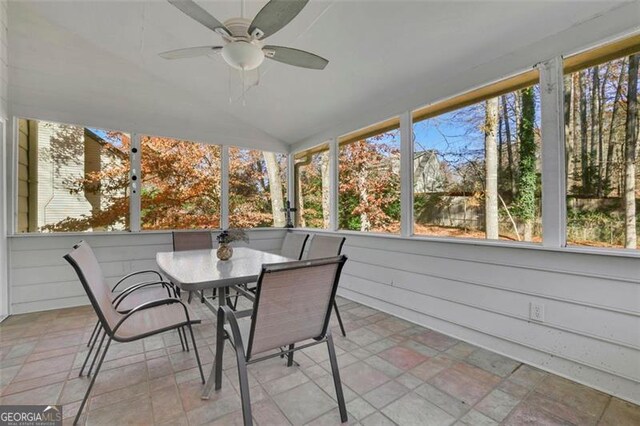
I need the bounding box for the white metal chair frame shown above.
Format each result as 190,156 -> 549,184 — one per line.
202,256 -> 349,426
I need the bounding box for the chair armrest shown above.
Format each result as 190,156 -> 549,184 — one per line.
219,306 -> 248,358
234,309 -> 253,319
112,270 -> 164,292
112,298 -> 192,334
113,281 -> 174,308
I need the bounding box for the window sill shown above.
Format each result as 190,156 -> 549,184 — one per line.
8,227 -> 287,238
291,228 -> 640,259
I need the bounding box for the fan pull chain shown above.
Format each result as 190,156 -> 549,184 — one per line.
228,67 -> 233,104
241,69 -> 246,106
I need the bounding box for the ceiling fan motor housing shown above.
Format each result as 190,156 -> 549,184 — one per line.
223,17 -> 253,38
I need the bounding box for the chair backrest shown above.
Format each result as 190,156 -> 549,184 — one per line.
64,241 -> 120,334
172,231 -> 213,252
246,255 -> 347,359
305,235 -> 346,259
280,233 -> 310,260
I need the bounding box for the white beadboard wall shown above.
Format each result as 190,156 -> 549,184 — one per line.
8,229 -> 286,315
294,230 -> 640,405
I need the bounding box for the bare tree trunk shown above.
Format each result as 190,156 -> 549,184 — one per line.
263,152 -> 285,227
516,87 -> 536,242
596,65 -> 609,196
579,71 -> 589,193
624,54 -> 638,249
295,166 -> 306,227
572,74 -> 582,190
485,98 -> 499,239
498,113 -> 503,176
605,59 -> 626,195
591,66 -> 599,195
358,167 -> 370,232
501,95 -> 515,196
564,74 -> 574,190
320,151 -> 331,229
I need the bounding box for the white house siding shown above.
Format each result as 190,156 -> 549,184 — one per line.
8,229 -> 286,314
17,118 -> 28,231
35,121 -> 93,229
293,230 -> 640,405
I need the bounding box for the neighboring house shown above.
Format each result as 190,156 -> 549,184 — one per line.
17,119 -> 127,232
414,150 -> 445,193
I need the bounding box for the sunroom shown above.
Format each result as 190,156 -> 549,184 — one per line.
0,1 -> 638,425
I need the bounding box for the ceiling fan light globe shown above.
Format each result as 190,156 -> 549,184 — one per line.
221,42 -> 265,71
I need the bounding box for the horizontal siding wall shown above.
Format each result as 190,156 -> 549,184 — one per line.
293,230 -> 640,405
8,229 -> 286,315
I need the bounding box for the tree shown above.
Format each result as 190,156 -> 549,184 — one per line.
501,95 -> 516,195
564,74 -> 574,190
295,147 -> 331,229
339,134 -> 400,232
320,151 -> 331,229
515,87 -> 537,241
263,151 -> 285,227
484,97 -> 499,239
624,53 -> 638,248
43,135 -> 287,231
604,58 -> 626,193
579,71 -> 590,193
140,137 -> 221,229
229,147 -> 286,228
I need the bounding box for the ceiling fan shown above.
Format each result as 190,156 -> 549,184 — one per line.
160,0 -> 328,72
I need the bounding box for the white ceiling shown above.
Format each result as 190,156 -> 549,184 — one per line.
7,0 -> 637,149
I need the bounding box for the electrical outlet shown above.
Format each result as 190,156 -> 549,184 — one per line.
530,302 -> 545,322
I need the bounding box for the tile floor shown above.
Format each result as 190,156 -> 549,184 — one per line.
1,296 -> 639,425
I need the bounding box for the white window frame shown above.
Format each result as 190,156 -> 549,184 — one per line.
290,44 -> 639,258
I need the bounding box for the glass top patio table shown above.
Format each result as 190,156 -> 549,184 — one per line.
156,246 -> 292,293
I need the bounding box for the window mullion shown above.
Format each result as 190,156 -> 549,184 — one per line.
400,111 -> 413,237
329,138 -> 338,231
538,57 -> 567,248
129,133 -> 141,232
287,152 -> 294,220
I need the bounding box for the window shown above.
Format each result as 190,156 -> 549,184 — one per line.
16,118 -> 130,233
294,143 -> 330,229
412,74 -> 542,242
563,42 -> 640,249
338,119 -> 401,233
140,135 -> 221,230
229,147 -> 287,228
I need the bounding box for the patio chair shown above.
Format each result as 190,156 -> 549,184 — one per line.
231,232 -> 309,308
305,235 -> 347,337
77,241 -> 188,377
172,231 -> 213,303
280,232 -> 310,260
64,242 -> 205,425
202,256 -> 349,426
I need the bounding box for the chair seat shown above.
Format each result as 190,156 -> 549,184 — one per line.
114,286 -> 173,313
114,302 -> 194,341
224,318 -> 251,353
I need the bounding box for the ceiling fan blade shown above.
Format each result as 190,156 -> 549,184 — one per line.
168,0 -> 230,37
159,46 -> 222,59
249,0 -> 309,39
263,46 -> 328,70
